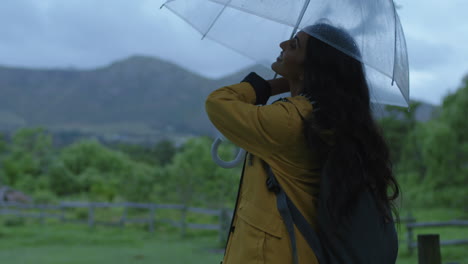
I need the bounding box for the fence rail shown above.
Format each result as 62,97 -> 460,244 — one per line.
406,219 -> 468,255
2,201 -> 467,254
0,201 -> 233,241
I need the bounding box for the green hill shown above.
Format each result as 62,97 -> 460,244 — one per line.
0,56 -> 436,144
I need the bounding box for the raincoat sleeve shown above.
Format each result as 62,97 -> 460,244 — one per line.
205,81 -> 292,158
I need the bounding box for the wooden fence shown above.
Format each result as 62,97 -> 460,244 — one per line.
395,214 -> 468,257
0,201 -> 233,242
405,219 -> 468,255
2,201 -> 467,257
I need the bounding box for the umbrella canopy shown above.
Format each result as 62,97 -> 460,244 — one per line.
161,0 -> 409,106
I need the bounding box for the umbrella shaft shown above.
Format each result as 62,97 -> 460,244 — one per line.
290,0 -> 311,39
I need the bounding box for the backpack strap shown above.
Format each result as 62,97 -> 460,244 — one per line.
264,161 -> 326,264
265,164 -> 298,264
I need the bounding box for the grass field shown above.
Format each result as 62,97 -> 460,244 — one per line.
395,207 -> 468,264
0,221 -> 224,264
0,207 -> 466,264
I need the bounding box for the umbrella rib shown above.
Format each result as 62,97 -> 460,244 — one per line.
390,0 -> 397,86
206,0 -> 297,28
163,0 -> 299,31
289,0 -> 311,39
202,0 -> 233,40
162,5 -> 207,36
159,0 -> 175,9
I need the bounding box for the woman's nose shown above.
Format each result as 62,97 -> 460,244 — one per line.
279,40 -> 287,50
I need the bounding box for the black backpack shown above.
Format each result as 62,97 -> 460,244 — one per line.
264,161 -> 398,264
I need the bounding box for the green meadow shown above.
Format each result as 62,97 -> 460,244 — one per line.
0,221 -> 223,264
0,207 -> 466,264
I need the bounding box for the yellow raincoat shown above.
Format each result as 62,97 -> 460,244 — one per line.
205,82 -> 321,264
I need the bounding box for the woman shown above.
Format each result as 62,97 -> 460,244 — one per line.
205,23 -> 400,264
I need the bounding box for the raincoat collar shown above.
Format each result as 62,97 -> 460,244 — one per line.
286,94 -> 315,120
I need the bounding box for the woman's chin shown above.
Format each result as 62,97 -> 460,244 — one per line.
271,61 -> 281,74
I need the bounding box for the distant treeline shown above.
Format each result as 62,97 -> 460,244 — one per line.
1,76 -> 467,210
0,129 -> 240,209
378,75 -> 468,208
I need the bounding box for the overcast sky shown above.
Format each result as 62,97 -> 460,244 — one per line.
1,0 -> 467,105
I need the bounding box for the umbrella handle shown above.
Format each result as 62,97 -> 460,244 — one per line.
211,136 -> 246,168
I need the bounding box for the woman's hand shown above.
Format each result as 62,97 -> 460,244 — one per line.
267,77 -> 290,96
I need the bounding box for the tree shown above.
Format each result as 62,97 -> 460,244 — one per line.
0,132 -> 8,185
378,102 -> 422,166
397,76 -> 468,207
0,128 -> 53,192
439,75 -> 468,168
163,137 -> 240,208
51,139 -> 154,202
116,139 -> 177,166
152,139 -> 177,166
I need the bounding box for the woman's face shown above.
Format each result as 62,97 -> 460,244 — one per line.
271,31 -> 309,81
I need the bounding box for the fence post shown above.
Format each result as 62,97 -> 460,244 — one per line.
60,203 -> 66,222
120,203 -> 128,228
39,205 -> 45,225
219,208 -> 230,245
418,234 -> 441,264
180,204 -> 188,238
149,205 -> 155,233
407,212 -> 415,255
88,203 -> 95,228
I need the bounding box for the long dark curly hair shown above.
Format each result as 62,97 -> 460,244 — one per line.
301,23 -> 400,224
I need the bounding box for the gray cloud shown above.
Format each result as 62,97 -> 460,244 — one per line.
406,36 -> 455,70
0,0 -> 251,73
0,1 -> 45,43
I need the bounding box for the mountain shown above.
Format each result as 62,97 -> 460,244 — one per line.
0,56 -> 437,145
0,56 -> 213,143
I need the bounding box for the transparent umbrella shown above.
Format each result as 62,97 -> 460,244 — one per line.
160,0 -> 410,167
